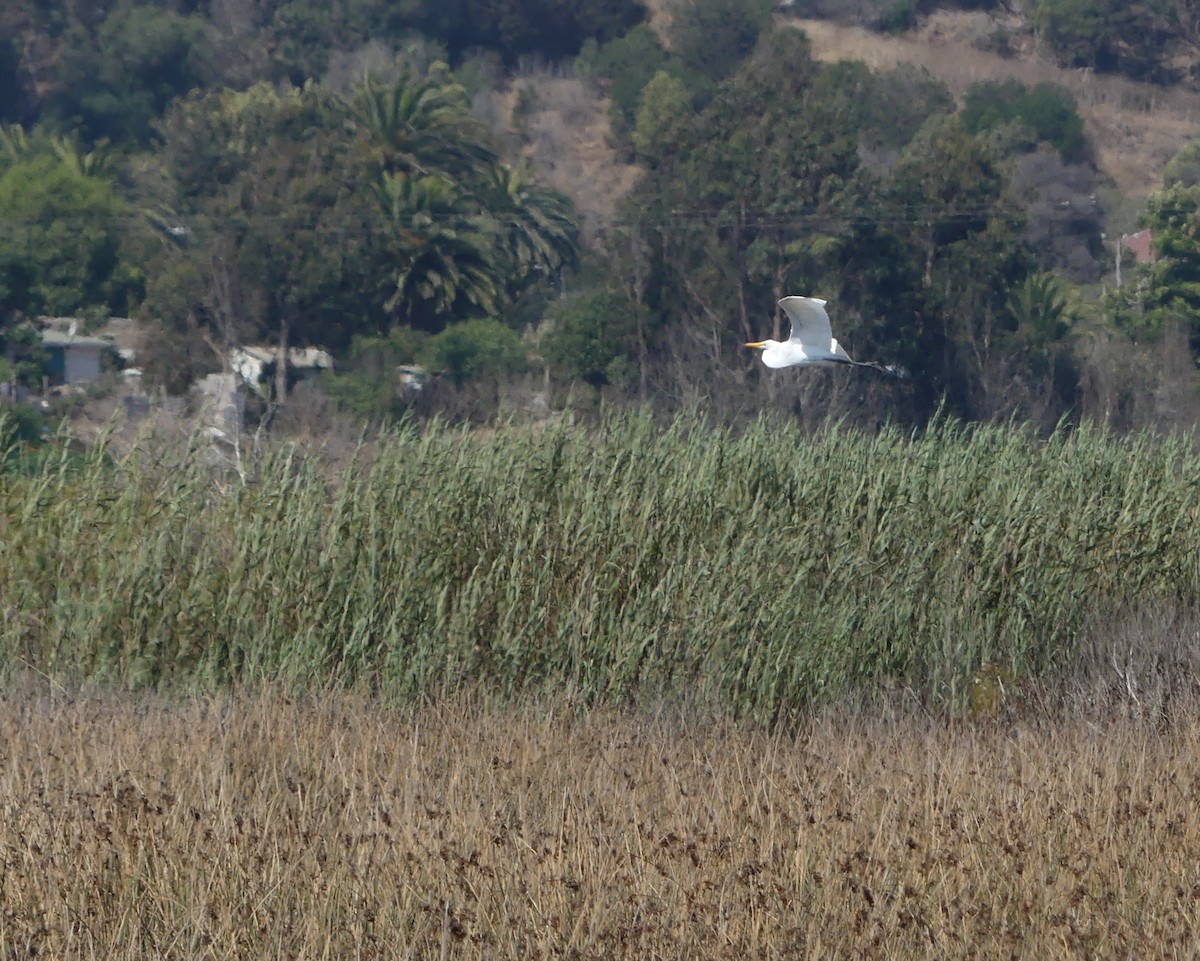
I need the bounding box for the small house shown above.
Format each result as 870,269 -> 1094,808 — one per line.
38,316 -> 139,386
41,328 -> 113,385
1119,229 -> 1155,264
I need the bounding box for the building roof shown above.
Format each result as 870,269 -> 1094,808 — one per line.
38,316 -> 142,359
1119,229 -> 1155,264
234,345 -> 333,368
41,330 -> 111,349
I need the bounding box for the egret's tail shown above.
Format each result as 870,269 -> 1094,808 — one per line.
856,360 -> 910,378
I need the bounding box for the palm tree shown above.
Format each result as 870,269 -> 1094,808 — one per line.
373,171 -> 501,328
479,161 -> 579,296
1006,272 -> 1069,346
50,134 -> 117,179
352,67 -> 496,185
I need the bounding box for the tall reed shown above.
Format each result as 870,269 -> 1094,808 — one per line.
3,411 -> 1198,720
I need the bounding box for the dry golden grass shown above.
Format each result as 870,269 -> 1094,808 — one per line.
3,690 -> 1200,959
786,15 -> 1200,200
499,71 -> 641,238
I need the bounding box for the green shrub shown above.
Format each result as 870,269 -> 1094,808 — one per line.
962,80 -> 1086,161
580,25 -> 670,134
0,403 -> 46,447
540,290 -> 640,387
419,318 -> 530,384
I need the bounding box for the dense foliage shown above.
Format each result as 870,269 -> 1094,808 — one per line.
0,0 -> 1198,429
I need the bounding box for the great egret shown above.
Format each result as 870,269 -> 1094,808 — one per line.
745,296 -> 907,377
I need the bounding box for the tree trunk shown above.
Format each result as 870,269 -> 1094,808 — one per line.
628,229 -> 650,400
923,226 -> 935,289
275,315 -> 289,402
772,260 -> 787,341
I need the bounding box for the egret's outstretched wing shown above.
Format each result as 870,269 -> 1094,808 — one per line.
778,297 -> 833,351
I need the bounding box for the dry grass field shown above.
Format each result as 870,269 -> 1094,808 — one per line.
3,689 -> 1200,960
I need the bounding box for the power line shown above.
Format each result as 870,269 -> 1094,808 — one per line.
0,201 -> 1035,236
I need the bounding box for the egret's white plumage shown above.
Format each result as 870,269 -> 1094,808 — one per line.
745,296 -> 906,377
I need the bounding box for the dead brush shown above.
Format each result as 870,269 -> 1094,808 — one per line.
2,689 -> 1200,959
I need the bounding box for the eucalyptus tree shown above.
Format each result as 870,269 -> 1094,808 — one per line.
880,114 -> 1033,417
628,28 -> 856,362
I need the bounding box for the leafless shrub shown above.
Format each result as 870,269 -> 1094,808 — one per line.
321,41 -> 400,94
1011,151 -> 1105,283
1077,322 -> 1200,431
268,380 -> 370,466
1070,602 -> 1200,722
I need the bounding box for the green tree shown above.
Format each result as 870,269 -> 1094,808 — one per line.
401,0 -> 647,65
0,35 -> 25,124
669,0 -> 773,86
889,115 -> 1008,291
372,171 -> 501,330
819,61 -> 953,155
0,150 -> 144,317
640,28 -> 856,347
147,82 -> 378,396
49,3 -> 216,145
1164,139 -> 1200,189
871,114 -> 1033,416
351,66 -> 495,183
0,324 -> 48,391
632,71 -> 693,164
579,25 -> 670,135
1128,183 -> 1200,342
264,0 -> 417,83
1033,0 -> 1176,82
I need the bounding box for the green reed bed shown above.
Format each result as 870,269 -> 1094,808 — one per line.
2,412 -> 1199,719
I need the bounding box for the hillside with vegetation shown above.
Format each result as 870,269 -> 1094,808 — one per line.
0,0 -> 1198,438
789,11 -> 1200,202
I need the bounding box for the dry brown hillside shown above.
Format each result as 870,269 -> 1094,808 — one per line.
786,12 -> 1200,200
476,73 -> 641,240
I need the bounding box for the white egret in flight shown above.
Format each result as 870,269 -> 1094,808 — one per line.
745,296 -> 908,377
